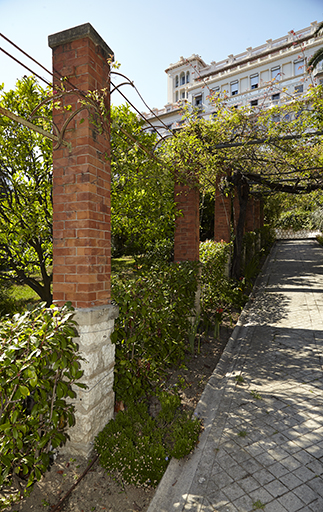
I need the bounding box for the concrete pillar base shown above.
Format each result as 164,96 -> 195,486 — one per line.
60,304 -> 118,458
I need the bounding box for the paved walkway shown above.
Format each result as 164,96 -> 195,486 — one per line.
148,239 -> 323,512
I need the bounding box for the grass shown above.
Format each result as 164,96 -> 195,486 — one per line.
253,500 -> 265,509
9,284 -> 39,302
111,256 -> 135,273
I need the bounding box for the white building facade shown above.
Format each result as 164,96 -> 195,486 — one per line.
144,22 -> 323,135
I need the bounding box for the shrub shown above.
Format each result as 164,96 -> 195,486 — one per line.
0,303 -> 84,508
276,209 -> 313,231
95,391 -> 201,488
111,261 -> 199,402
312,208 -> 323,231
199,240 -> 246,323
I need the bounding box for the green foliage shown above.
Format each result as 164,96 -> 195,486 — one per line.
111,261 -> 199,402
0,283 -> 17,318
199,240 -> 246,325
312,208 -> 323,231
134,238 -> 174,269
111,104 -> 175,256
276,209 -> 313,231
95,392 -> 201,488
0,303 -> 84,507
0,77 -> 53,305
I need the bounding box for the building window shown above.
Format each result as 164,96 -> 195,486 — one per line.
250,99 -> 258,107
294,59 -> 304,76
250,74 -> 259,89
186,71 -> 190,83
194,94 -> 203,108
175,91 -> 179,102
175,75 -> 179,88
180,72 -> 185,86
271,66 -> 280,81
294,84 -> 304,94
231,81 -> 238,96
181,90 -> 186,99
272,93 -> 280,101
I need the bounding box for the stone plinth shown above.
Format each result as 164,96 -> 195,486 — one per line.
60,305 -> 118,457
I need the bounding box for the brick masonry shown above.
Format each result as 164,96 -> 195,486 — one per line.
214,192 -> 231,243
215,190 -> 263,242
174,184 -> 200,261
49,24 -> 114,309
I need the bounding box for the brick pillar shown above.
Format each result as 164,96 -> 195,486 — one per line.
49,24 -> 118,457
214,186 -> 231,243
245,196 -> 255,232
174,184 -> 199,262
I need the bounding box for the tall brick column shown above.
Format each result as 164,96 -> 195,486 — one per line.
49,24 -> 118,457
214,192 -> 231,242
245,196 -> 255,232
174,184 -> 199,262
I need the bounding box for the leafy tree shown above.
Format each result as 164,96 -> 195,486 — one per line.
0,77 -> 53,305
111,104 -> 175,256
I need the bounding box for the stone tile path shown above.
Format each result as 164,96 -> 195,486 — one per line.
148,239 -> 323,512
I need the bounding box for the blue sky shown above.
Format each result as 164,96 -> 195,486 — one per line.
0,0 -> 322,112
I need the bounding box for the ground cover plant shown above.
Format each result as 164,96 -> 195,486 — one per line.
95,391 -> 201,488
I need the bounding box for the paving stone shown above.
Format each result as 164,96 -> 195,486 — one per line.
253,468 -> 276,486
231,494 -> 254,512
280,455 -> 303,471
225,463 -> 249,481
309,497 -> 323,511
237,474 -> 260,493
241,457 -> 263,475
267,461 -> 290,478
293,483 -> 318,505
249,487 -> 273,504
278,491 -> 309,512
210,470 -> 234,489
221,482 -> 245,501
292,465 -> 316,483
264,501 -> 289,512
307,476 -> 323,497
280,472 -> 303,490
264,479 -> 289,498
293,449 -> 316,465
206,490 -> 230,509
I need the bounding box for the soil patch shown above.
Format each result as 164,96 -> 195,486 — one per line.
7,317 -> 238,512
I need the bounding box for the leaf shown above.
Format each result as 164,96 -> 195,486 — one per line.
18,385 -> 30,398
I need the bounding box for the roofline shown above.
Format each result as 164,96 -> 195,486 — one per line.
165,54 -> 208,74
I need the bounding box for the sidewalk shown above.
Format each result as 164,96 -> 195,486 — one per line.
148,239 -> 323,512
